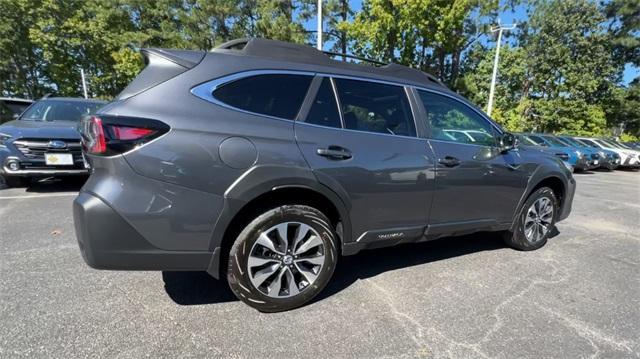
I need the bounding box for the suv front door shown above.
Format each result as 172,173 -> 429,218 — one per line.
415,89 -> 528,232
295,76 -> 435,245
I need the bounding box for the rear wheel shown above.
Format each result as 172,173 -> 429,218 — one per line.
227,205 -> 338,312
503,187 -> 557,251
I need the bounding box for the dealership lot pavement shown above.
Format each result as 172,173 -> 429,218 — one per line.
1,171 -> 639,358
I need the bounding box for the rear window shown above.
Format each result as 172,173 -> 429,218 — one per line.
213,74 -> 313,120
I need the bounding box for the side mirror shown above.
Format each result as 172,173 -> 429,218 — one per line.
499,132 -> 518,153
12,113 -> 19,120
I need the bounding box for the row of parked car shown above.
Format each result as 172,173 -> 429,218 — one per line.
514,133 -> 640,172
0,95 -> 638,188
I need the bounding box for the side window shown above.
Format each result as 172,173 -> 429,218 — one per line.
418,90 -> 497,147
305,78 -> 342,128
334,78 -> 416,137
213,74 -> 312,120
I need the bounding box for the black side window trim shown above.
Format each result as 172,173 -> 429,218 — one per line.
413,87 -> 504,146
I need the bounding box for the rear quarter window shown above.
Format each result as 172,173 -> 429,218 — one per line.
213,74 -> 313,120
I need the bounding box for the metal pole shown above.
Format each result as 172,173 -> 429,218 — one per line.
486,23 -> 516,117
317,0 -> 323,50
80,69 -> 88,99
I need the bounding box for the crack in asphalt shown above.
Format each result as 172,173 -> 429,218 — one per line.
476,257 -> 569,345
365,255 -> 576,358
365,278 -> 490,358
535,304 -> 637,357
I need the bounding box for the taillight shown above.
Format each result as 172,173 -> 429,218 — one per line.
80,115 -> 169,156
83,116 -> 106,154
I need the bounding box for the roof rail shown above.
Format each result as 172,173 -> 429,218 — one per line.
213,38 -> 446,88
322,51 -> 387,66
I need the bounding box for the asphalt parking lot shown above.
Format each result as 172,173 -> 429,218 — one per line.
1,171 -> 639,358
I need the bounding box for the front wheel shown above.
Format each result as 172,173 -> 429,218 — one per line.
227,205 -> 338,312
503,187 -> 558,251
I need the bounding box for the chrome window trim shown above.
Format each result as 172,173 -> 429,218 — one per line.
190,69 -> 491,141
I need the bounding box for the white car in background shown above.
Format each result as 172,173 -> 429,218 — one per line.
576,137 -> 640,168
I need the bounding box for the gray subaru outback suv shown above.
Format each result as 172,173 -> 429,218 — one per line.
73,38 -> 575,312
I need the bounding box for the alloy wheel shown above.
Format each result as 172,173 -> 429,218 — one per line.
247,222 -> 325,298
524,197 -> 554,243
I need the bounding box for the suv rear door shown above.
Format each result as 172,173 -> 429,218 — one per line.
414,89 -> 528,231
295,76 -> 435,245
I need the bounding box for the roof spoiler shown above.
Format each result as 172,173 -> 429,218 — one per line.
139,48 -> 205,69
115,48 -> 205,100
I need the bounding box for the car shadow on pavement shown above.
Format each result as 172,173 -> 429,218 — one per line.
162,271 -> 237,305
162,232 -> 509,307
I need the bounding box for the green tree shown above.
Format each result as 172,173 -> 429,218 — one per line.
606,80 -> 640,138
0,0 -> 50,98
339,0 -> 501,86
603,0 -> 639,67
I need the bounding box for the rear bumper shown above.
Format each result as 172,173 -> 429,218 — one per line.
73,192 -> 211,271
2,166 -> 88,176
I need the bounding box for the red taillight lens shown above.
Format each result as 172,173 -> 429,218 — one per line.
84,116 -> 107,154
111,126 -> 155,140
80,115 -> 169,156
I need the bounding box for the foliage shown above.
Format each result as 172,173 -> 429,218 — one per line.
339,0 -> 501,85
0,0 -> 637,137
460,0 -> 636,137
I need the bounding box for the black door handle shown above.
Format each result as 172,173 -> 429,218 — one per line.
438,156 -> 461,167
317,146 -> 352,160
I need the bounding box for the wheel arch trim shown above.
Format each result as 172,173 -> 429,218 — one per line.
206,165 -> 351,278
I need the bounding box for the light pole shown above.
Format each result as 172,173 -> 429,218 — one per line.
486,22 -> 516,117
80,68 -> 88,99
317,0 -> 323,50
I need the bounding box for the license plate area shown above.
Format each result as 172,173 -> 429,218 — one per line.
45,153 -> 74,166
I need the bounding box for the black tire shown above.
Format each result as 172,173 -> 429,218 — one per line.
227,205 -> 338,312
1,176 -> 30,188
502,187 -> 558,251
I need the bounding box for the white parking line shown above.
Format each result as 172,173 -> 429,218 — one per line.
0,193 -> 78,200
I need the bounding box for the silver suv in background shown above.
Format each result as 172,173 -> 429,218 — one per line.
0,97 -> 105,187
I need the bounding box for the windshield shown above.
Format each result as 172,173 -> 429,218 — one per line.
526,135 -> 549,146
542,135 -> 567,147
600,139 -> 621,148
576,138 -> 598,148
20,100 -> 104,122
517,135 -> 539,146
612,141 -> 632,149
593,139 -> 616,148
557,137 -> 580,147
